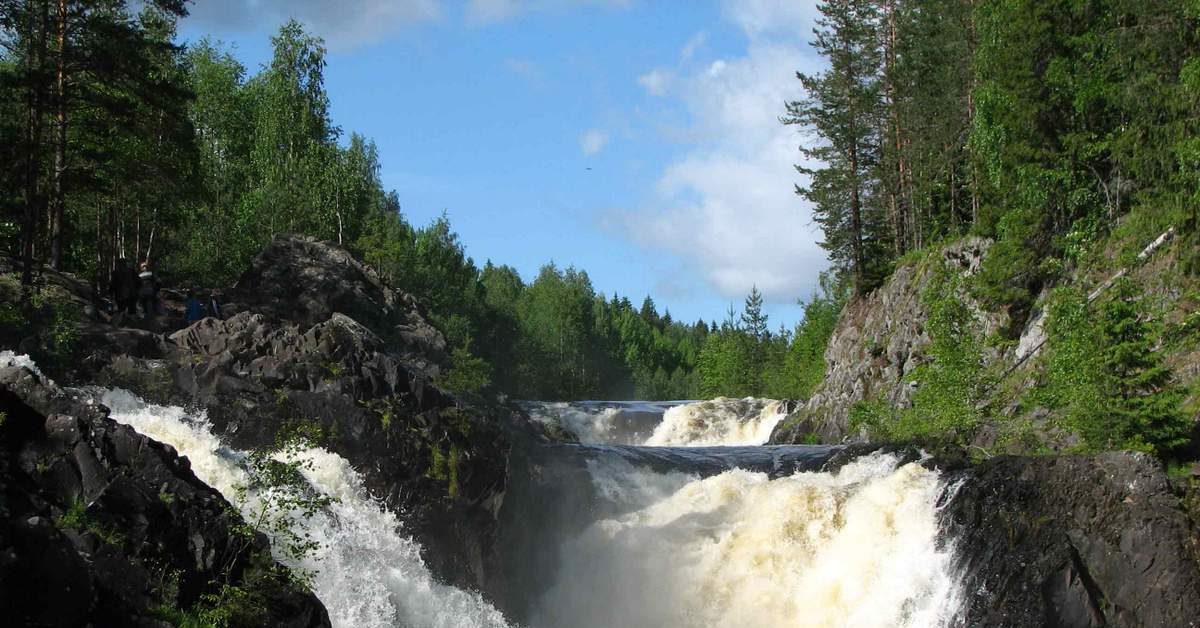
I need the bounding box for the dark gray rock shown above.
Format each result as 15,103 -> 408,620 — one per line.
0,365 -> 330,627
228,234 -> 447,373
941,452 -> 1200,627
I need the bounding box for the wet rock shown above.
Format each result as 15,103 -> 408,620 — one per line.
941,452 -> 1200,627
0,365 -> 330,627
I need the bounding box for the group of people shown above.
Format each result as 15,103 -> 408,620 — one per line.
108,258 -> 160,319
108,258 -> 222,324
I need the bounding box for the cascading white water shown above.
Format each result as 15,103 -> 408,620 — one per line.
1,350 -> 47,377
525,402 -> 631,444
530,452 -> 961,628
645,397 -> 789,446
3,351 -> 964,627
100,389 -> 512,628
523,397 -> 789,447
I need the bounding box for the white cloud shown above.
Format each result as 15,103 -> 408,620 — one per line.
580,129 -> 609,155
679,31 -> 707,61
466,0 -> 631,25
721,0 -> 821,38
618,0 -> 829,304
637,69 -> 671,96
184,0 -> 440,51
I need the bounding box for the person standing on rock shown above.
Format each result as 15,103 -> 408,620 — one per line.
109,258 -> 138,317
185,288 -> 205,323
137,261 -> 160,318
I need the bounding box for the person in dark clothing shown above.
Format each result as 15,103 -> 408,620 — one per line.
185,289 -> 205,323
109,259 -> 138,315
137,261 -> 160,318
207,289 -> 223,320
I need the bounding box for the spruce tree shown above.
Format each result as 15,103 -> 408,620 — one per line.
740,285 -> 768,341
1096,279 -> 1189,456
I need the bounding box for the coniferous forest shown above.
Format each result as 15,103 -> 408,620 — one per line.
2,0 -> 1198,414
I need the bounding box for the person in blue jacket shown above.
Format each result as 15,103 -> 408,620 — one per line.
185,289 -> 206,323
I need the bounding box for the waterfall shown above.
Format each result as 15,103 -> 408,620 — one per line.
521,397 -> 789,447
527,451 -> 961,628
100,389 -> 512,628
645,397 -> 788,446
0,349 -> 965,628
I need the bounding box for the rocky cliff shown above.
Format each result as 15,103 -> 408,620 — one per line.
0,360 -> 329,627
770,237 -> 1008,444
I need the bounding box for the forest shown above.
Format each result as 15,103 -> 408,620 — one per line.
2,0 -> 1198,413
0,1 -> 833,401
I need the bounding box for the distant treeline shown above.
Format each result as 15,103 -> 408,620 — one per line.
0,4 -> 838,401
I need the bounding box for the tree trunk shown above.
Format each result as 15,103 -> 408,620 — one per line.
20,0 -> 50,289
48,0 -> 67,269
885,0 -> 906,257
849,139 -> 866,295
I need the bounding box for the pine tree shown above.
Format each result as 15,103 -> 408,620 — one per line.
783,0 -> 887,295
1096,279 -> 1189,456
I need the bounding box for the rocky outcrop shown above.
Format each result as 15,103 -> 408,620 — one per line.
771,237 -> 1007,444
0,363 -> 329,627
226,234 -> 447,375
941,452 -> 1200,627
89,235 -> 553,601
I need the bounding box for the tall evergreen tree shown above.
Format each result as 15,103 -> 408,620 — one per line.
784,0 -> 887,295
740,285 -> 768,341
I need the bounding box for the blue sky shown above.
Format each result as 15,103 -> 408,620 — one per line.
179,0 -> 828,328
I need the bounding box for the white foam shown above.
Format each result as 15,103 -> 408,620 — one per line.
532,452 -> 961,628
645,397 -> 788,446
101,389 -> 512,628
0,350 -> 46,378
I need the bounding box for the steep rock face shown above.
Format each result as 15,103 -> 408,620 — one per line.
0,364 -> 329,627
157,307 -> 518,594
942,452 -> 1200,627
771,237 -> 1006,443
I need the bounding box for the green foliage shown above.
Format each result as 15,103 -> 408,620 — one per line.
426,442 -> 463,499
1036,278 -> 1190,457
783,276 -> 844,398
230,424 -> 335,588
850,266 -> 989,444
437,341 -> 492,396
783,0 -> 889,295
152,576 -> 270,628
0,283 -> 78,372
698,275 -> 846,400
55,496 -> 126,547
57,496 -> 87,530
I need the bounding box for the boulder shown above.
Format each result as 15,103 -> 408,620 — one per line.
228,234 -> 446,372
